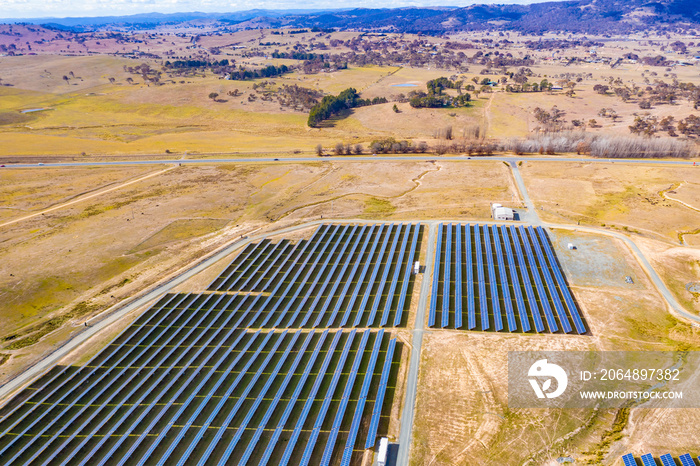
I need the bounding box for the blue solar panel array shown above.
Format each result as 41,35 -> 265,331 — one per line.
0,323 -> 398,465
429,223 -> 587,334
625,453 -> 699,466
0,222 -> 414,465
206,223 -> 422,329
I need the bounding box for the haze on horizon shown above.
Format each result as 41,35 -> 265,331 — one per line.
0,0 -> 537,20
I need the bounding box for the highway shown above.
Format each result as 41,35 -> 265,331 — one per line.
2,154 -> 698,169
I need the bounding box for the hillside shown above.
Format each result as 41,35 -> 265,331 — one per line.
3,0 -> 699,35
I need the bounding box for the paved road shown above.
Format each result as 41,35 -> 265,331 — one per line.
395,223 -> 436,466
2,154 -> 698,169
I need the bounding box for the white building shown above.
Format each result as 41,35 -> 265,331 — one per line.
491,203 -> 515,221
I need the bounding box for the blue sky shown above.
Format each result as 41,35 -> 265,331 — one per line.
0,0 -> 536,19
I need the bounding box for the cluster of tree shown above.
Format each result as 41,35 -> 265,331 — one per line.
229,64 -> 290,81
523,39 -> 603,51
275,84 -> 323,111
407,77 -> 471,109
533,106 -> 566,131
300,58 -> 347,74
629,114 -> 700,138
164,59 -> 229,68
308,88 -> 369,127
271,51 -> 324,60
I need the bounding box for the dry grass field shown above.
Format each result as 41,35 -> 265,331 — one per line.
519,162 -> 700,243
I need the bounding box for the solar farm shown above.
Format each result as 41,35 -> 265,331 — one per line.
0,222 -> 419,465
6,219 -> 688,465
623,453 -> 700,466
429,223 -> 587,334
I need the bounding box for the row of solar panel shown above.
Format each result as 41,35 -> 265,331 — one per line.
0,316 -> 398,466
623,452 -> 699,466
208,223 -> 421,328
429,223 -> 586,334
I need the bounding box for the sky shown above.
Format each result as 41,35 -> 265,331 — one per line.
0,0 -> 537,20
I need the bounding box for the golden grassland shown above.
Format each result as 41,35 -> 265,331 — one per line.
518,161 -> 700,243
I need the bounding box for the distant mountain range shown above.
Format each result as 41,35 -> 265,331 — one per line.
3,0 -> 699,34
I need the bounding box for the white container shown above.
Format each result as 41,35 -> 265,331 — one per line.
413,261 -> 420,274
377,438 -> 388,466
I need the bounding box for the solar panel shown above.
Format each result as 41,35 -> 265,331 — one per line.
660,454 -> 677,466
70,318 -> 253,466
526,226 -> 572,333
368,224 -> 402,326
679,453 -> 694,466
272,224 -> 345,328
535,227 -> 586,334
333,225 -> 377,327
622,453 -> 637,466
395,223 -> 421,326
98,322 -> 268,466
215,331 -> 309,466
340,330 -> 384,466
134,330 -> 290,466
289,225 -> 352,328
465,224 -> 476,329
365,337 -> 396,449
500,226 -> 530,332
1,291 -> 226,463
249,330 -> 329,466
43,293 -> 243,465
222,239 -> 274,291
483,224 -> 503,331
298,330 -> 357,466
429,223 -> 442,327
382,224 -> 411,326
206,241 -> 256,289
300,226 -> 358,327
316,225 -> 367,327
366,225 -> 399,326
442,223 -> 452,328
454,223 -> 463,329
641,453 -> 658,466
509,225 -> 544,332
0,291 -> 187,442
475,223 -> 489,330
492,225 -> 516,331
518,225 -> 558,332
277,331 -> 344,466
343,224 -> 385,326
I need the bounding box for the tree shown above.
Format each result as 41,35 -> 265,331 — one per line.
392,104 -> 400,113
108,77 -> 116,84
315,144 -> 323,156
334,143 -> 345,155
208,92 -> 219,100
62,75 -> 69,84
678,115 -> 700,137
354,144 -> 363,155
593,84 -> 609,95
